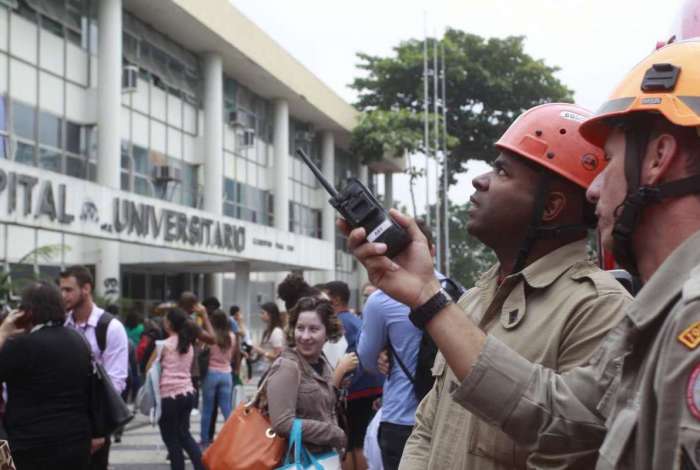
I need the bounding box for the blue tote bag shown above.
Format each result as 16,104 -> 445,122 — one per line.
276,419 -> 341,470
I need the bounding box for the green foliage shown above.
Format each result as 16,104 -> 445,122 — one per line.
349,109 -> 425,163
0,244 -> 70,306
351,29 -> 573,181
448,202 -> 497,288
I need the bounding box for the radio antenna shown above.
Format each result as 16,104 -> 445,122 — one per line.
296,148 -> 339,199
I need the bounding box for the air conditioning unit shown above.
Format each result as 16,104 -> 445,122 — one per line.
152,165 -> 182,182
295,130 -> 315,143
241,128 -> 256,147
228,111 -> 246,129
122,65 -> 138,93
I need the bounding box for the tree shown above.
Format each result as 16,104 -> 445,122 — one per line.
351,29 -> 573,181
448,202 -> 496,287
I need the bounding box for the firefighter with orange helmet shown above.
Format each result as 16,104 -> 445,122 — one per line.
344,41 -> 700,470
398,103 -> 631,470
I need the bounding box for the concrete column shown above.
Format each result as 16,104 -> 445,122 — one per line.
205,273 -> 223,302
355,164 -> 371,291
96,0 -> 122,301
233,263 -> 251,329
201,54 -> 224,297
95,241 -> 120,302
97,0 -> 121,189
384,172 -> 394,209
273,99 -> 289,232
358,164 -> 369,187
202,53 -> 224,215
320,131 -> 335,243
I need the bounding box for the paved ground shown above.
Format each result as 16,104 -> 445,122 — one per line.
110,383 -> 256,469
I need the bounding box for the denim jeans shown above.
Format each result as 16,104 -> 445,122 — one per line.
158,392 -> 204,470
378,422 -> 414,470
200,370 -> 233,446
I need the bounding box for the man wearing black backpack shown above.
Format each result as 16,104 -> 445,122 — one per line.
357,220 -> 445,470
61,265 -> 129,470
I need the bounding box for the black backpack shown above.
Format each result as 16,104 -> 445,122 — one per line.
387,278 -> 466,402
96,312 -> 115,354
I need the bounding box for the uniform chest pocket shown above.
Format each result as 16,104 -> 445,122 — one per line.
598,407 -> 638,469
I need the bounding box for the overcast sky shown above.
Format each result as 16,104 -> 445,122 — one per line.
231,0 -> 684,212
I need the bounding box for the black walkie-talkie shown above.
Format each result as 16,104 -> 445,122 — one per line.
296,148 -> 411,258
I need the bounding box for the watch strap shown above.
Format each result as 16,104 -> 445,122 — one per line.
409,288 -> 452,330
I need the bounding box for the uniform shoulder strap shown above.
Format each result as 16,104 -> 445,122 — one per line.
96,312 -> 114,354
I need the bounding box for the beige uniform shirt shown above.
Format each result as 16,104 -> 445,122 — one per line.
400,240 -> 631,470
450,229 -> 700,469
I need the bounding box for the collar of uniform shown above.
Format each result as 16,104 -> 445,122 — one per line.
511,239 -> 588,289
627,228 -> 700,329
67,303 -> 102,328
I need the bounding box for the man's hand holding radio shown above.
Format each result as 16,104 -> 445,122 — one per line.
339,209 -> 440,309
339,208 -> 487,383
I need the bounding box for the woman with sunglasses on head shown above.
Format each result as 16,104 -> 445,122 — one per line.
266,296 -> 359,460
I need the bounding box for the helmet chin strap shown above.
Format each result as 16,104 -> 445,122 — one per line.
612,122 -> 700,277
511,171 -> 591,276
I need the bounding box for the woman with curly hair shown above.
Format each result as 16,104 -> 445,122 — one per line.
266,296 -> 358,458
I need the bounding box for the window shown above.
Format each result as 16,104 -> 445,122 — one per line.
38,146 -> 61,171
223,178 -> 273,226
15,141 -> 35,165
13,101 -> 35,140
289,201 -> 322,239
16,0 -> 90,50
38,111 -> 61,148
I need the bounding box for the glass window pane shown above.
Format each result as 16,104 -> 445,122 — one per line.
133,145 -> 149,174
121,171 -> 129,190
87,162 -> 96,181
66,155 -> 86,178
40,15 -> 63,37
66,121 -> 82,154
13,101 -> 35,140
0,136 -> 8,160
134,175 -> 152,196
150,274 -> 165,300
38,111 -> 62,148
14,141 -> 35,165
38,146 -> 62,172
0,96 -> 6,131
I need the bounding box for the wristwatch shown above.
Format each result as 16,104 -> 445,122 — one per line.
409,288 -> 453,330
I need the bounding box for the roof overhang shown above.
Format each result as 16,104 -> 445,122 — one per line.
123,0 -> 358,148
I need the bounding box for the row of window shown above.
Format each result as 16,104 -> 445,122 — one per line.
0,96 -> 96,179
223,178 -> 274,227
120,141 -> 200,209
15,0 -> 96,53
289,201 -> 322,239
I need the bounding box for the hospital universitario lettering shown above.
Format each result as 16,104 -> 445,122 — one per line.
0,168 -> 245,254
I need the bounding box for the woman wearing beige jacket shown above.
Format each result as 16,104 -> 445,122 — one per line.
266,296 -> 358,456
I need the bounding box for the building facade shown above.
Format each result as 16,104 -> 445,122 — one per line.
0,0 -> 370,335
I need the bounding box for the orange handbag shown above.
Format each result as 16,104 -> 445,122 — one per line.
203,379 -> 286,470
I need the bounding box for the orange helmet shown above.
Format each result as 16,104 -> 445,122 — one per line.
495,103 -> 606,190
580,39 -> 700,146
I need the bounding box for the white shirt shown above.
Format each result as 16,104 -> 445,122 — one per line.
65,303 -> 129,393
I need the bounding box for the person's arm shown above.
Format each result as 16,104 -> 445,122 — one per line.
196,308 -> 216,345
342,211 -> 609,455
267,357 -> 345,448
356,294 -> 388,375
332,352 -> 359,388
0,311 -> 27,379
526,290 -> 631,469
267,328 -> 285,360
102,319 -> 129,393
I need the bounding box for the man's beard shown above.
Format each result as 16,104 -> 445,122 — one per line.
68,291 -> 87,313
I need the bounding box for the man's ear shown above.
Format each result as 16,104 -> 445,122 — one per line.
643,133 -> 679,186
542,192 -> 566,222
